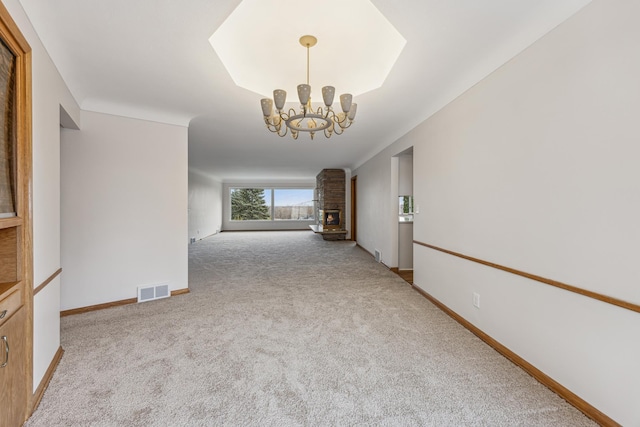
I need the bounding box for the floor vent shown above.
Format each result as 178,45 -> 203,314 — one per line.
374,250 -> 382,263
137,284 -> 170,303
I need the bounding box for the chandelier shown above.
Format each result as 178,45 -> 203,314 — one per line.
260,35 -> 357,140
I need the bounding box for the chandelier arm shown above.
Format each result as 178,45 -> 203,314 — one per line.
332,116 -> 353,134
265,122 -> 288,137
333,113 -> 348,126
263,114 -> 292,137
277,113 -> 289,137
265,125 -> 287,136
326,110 -> 338,121
338,120 -> 353,130
263,117 -> 279,132
277,120 -> 288,137
278,111 -> 289,137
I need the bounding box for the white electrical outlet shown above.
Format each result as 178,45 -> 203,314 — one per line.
473,292 -> 480,308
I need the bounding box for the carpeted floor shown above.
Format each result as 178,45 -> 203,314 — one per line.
26,231 -> 595,426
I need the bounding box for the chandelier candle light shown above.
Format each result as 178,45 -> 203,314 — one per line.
260,35 -> 357,140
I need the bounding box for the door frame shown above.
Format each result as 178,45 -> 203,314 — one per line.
350,175 -> 357,241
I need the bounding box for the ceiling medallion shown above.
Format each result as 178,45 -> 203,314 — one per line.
260,35 -> 357,140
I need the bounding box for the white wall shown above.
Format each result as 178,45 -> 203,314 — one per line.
188,169 -> 222,241
398,222 -> 413,269
61,111 -> 188,310
222,182 -> 315,231
3,0 -> 81,393
356,0 -> 639,424
354,141 -> 413,265
397,153 -> 413,196
397,152 -> 413,269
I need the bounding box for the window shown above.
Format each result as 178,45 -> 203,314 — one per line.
399,195 -> 414,221
230,188 -> 271,220
230,187 -> 314,221
273,189 -> 314,220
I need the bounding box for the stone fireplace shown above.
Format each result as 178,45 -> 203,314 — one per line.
311,168 -> 347,240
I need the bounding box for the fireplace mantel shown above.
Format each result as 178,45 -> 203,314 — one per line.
309,224 -> 348,241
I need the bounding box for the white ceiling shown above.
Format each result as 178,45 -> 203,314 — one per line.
19,0 -> 591,182
209,0 -> 407,98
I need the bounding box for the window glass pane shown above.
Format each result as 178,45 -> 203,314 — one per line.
273,189 -> 314,220
0,39 -> 16,217
230,188 -> 272,220
399,196 -> 413,214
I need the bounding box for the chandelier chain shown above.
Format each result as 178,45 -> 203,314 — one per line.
306,43 -> 310,86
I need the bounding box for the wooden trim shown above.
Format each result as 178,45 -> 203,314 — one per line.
33,268 -> 62,296
411,284 -> 619,427
61,298 -> 137,317
0,3 -> 30,52
171,288 -> 190,296
389,267 -> 399,274
414,241 -> 640,314
31,346 -> 64,413
20,37 -> 34,427
0,216 -> 22,229
350,176 -> 357,242
60,287 -> 190,317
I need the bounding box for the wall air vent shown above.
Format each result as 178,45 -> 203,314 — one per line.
375,249 -> 382,263
137,283 -> 170,303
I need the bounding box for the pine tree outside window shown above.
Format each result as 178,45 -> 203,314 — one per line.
230,188 -> 271,220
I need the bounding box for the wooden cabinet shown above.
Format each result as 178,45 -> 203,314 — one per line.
0,2 -> 33,426
0,299 -> 27,427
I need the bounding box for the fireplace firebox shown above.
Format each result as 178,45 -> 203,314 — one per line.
323,209 -> 341,229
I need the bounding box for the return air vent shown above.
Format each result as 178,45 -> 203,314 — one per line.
137,284 -> 170,303
374,249 -> 381,263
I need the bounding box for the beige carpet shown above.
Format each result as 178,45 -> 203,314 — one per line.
26,231 -> 595,426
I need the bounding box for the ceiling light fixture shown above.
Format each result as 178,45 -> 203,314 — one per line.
260,35 -> 357,140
